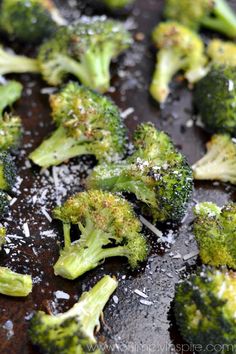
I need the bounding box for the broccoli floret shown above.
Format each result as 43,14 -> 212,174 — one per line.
164,0 -> 236,38
175,266 -> 236,351
150,22 -> 207,103
0,81 -> 23,151
0,45 -> 40,76
207,39 -> 236,66
0,227 -> 32,297
101,0 -> 135,10
53,190 -> 148,280
87,122 -> 193,223
194,202 -> 236,268
195,65 -> 236,135
192,134 -> 236,185
37,16 -> 132,91
0,152 -> 17,191
0,0 -> 65,43
29,83 -> 127,168
29,275 -> 117,353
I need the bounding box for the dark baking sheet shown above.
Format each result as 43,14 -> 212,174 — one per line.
0,0 -> 236,353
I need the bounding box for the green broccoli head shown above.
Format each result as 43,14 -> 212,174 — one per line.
29,83 -> 127,167
207,39 -> 236,67
175,266 -> 236,351
194,202 -> 236,268
29,275 -> 117,353
87,122 -> 193,223
164,0 -> 236,38
38,16 -> 133,91
101,0 -> 135,10
53,190 -> 148,280
195,65 -> 236,135
0,0 -> 65,43
192,134 -> 236,185
0,152 -> 17,191
150,22 -> 207,103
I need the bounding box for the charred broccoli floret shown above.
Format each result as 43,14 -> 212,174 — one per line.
175,266 -> 236,351
164,0 -> 236,38
53,190 -> 148,280
195,65 -> 236,135
0,81 -> 23,150
101,0 -> 135,9
194,202 -> 236,268
0,0 -> 65,43
29,275 -> 117,353
0,152 -> 17,191
150,22 -> 207,103
192,134 -> 236,185
87,122 -> 193,223
37,16 -> 132,91
0,227 -> 32,297
207,39 -> 236,66
29,83 -> 127,168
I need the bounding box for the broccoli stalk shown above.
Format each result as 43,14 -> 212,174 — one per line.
0,80 -> 22,116
192,134 -> 236,184
164,0 -> 236,38
102,0 -> 135,10
201,0 -> 236,38
29,82 -> 127,167
0,46 -> 40,76
150,22 -> 207,103
87,122 -> 193,223
194,202 -> 236,268
53,190 -> 148,280
0,227 -> 32,297
29,275 -> 117,353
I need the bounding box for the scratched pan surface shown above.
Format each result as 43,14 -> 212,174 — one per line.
0,0 -> 236,353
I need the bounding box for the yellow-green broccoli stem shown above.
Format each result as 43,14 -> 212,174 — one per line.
102,0 -> 134,9
0,267 -> 32,297
192,135 -> 236,185
29,125 -> 90,168
201,0 -> 236,38
0,46 -> 40,76
29,275 -> 117,353
0,81 -> 22,116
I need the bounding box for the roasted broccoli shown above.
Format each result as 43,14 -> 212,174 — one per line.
38,16 -> 132,91
0,227 -> 32,297
0,152 -> 17,191
192,134 -> 236,185
150,22 -> 207,103
207,39 -> 236,66
0,16 -> 132,91
101,0 -> 135,10
175,266 -> 236,351
0,0 -> 65,43
87,122 -> 193,223
29,275 -> 117,353
194,202 -> 236,268
195,65 -> 236,135
29,83 -> 126,167
53,190 -> 148,280
164,0 -> 236,38
0,81 -> 23,151
0,45 -> 40,76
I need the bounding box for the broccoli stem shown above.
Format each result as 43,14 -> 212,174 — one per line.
54,222 -> 128,280
58,275 -> 117,343
29,125 -> 90,168
201,0 -> 236,38
0,81 -> 22,116
0,267 -> 32,297
0,47 -> 40,75
150,49 -> 184,103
